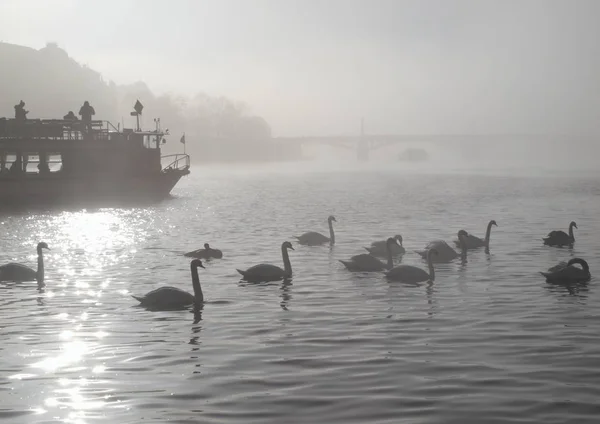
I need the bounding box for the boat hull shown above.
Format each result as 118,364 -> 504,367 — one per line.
0,170 -> 188,210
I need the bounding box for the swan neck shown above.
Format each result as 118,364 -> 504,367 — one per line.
328,220 -> 335,245
386,243 -> 393,269
569,223 -> 575,240
485,222 -> 494,245
36,248 -> 44,284
282,246 -> 292,277
428,254 -> 435,281
191,264 -> 203,303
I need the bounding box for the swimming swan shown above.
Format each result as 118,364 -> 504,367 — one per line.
340,237 -> 397,272
416,230 -> 468,263
386,248 -> 439,283
184,243 -> 223,259
540,258 -> 590,284
132,259 -> 205,309
364,234 -> 405,257
0,242 -> 50,285
294,215 -> 336,246
237,241 -> 294,282
543,221 -> 577,247
453,220 -> 497,249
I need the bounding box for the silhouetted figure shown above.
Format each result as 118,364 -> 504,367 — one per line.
38,152 -> 50,174
79,101 -> 95,130
14,101 -> 28,121
63,111 -> 78,121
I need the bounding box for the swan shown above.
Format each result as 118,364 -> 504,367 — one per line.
540,258 -> 590,284
294,215 -> 336,246
237,241 -> 294,282
453,220 -> 497,249
386,248 -> 439,283
184,243 -> 223,259
0,242 -> 50,284
543,221 -> 577,247
340,237 -> 397,272
364,234 -> 405,257
416,230 -> 468,263
132,259 -> 205,309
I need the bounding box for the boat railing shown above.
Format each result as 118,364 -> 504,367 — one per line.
161,153 -> 190,173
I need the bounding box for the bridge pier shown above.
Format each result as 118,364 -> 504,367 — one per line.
357,139 -> 369,162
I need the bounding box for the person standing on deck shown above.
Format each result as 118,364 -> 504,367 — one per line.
14,100 -> 28,121
79,101 -> 95,131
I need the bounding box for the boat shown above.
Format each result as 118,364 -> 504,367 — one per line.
0,106 -> 190,209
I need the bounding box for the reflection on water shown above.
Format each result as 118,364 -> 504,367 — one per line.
1,165 -> 600,423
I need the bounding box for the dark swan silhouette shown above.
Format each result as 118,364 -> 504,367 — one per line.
386,248 -> 439,283
184,243 -> 223,259
364,234 -> 405,257
540,258 -> 590,284
133,259 -> 205,309
340,237 -> 398,272
416,230 -> 468,263
237,241 -> 294,282
543,221 -> 577,247
294,215 -> 336,246
0,242 -> 50,285
454,220 -> 497,250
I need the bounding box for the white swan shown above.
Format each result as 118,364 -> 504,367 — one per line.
0,242 -> 50,284
540,258 -> 590,284
340,237 -> 397,272
453,220 -> 497,249
294,215 -> 336,246
543,221 -> 577,247
364,234 -> 405,257
184,243 -> 223,259
237,241 -> 294,282
386,248 -> 439,283
416,230 -> 468,263
132,259 -> 205,309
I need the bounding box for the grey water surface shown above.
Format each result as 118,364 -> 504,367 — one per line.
1,162 -> 600,424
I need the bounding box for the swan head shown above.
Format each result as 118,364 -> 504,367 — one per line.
394,234 -> 403,245
570,221 -> 578,229
191,259 -> 205,269
282,241 -> 295,251
490,220 -> 498,227
204,243 -> 210,249
457,229 -> 468,238
328,215 -> 337,223
37,242 -> 50,251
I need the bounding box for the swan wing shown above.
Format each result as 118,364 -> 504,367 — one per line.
365,243 -> 405,257
421,240 -> 457,262
0,263 -> 37,282
543,230 -> 571,246
343,254 -> 386,271
184,249 -> 209,258
239,264 -> 286,281
134,286 -> 195,307
454,234 -> 484,249
542,266 -> 590,283
385,265 -> 430,283
295,232 -> 329,245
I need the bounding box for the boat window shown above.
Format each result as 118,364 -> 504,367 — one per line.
143,134 -> 161,149
48,154 -> 62,173
25,153 -> 40,173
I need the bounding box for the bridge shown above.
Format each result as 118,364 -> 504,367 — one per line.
274,121 -> 590,162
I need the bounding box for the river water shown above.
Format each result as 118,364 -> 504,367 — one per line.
1,161 -> 600,423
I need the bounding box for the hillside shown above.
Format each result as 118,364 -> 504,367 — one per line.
0,42 -> 289,161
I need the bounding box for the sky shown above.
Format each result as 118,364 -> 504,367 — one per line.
1,0 -> 599,136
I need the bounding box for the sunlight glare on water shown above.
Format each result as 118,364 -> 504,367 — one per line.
1,163 -> 600,423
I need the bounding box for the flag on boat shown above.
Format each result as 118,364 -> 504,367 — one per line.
180,134 -> 186,144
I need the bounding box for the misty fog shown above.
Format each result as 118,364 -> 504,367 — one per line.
1,0 -> 599,170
